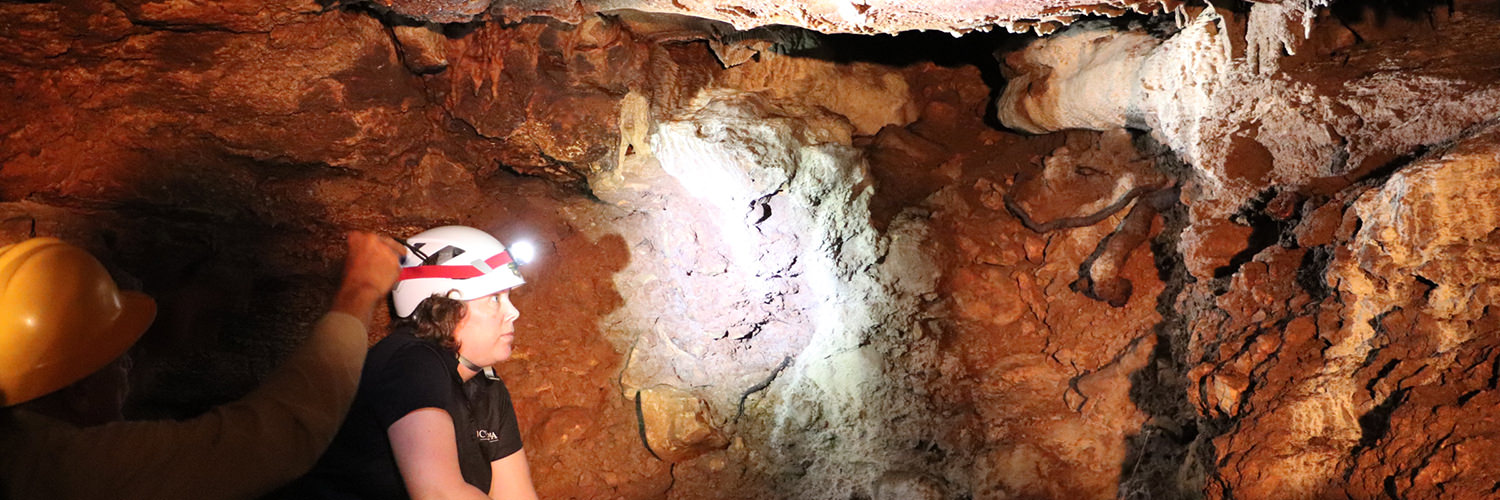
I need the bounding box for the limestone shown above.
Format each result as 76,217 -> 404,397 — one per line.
872,471 -> 947,500
1186,120 -> 1500,500
715,52 -> 919,136
368,0 -> 1181,35
995,26 -> 1158,135
995,7 -> 1500,221
392,24 -> 449,74
1336,125 -> 1500,357
636,385 -> 728,462
8,0 -> 1500,498
586,86 -> 956,498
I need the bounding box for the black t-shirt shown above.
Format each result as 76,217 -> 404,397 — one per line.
277,328 -> 523,499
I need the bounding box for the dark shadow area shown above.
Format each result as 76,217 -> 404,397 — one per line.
1119,136 -> 1204,500
1296,245 -> 1335,300
1212,189 -> 1294,281
110,152 -> 351,420
1331,0 -> 1456,40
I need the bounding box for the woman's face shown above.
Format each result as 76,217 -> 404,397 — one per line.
454,290 -> 521,367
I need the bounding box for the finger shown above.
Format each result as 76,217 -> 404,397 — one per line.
345,231 -> 395,254
379,236 -> 406,256
347,230 -> 380,249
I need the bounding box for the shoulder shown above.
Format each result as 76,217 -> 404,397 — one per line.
372,332 -> 447,363
362,334 -> 461,425
366,333 -> 454,381
467,377 -> 517,417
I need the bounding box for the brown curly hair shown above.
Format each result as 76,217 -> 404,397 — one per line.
393,295 -> 467,351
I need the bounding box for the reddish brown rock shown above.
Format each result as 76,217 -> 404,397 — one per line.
114,0 -> 322,32
5,0 -> 1500,498
1003,129 -> 1169,233
866,124 -> 955,229
926,125 -> 1167,498
1189,121 -> 1500,500
1180,218 -> 1253,280
392,24 -> 450,74
1294,199 -> 1343,248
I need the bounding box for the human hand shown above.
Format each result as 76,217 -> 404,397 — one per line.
331,231 -> 406,325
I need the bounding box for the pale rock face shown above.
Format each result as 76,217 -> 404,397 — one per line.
716,52 -> 919,136
587,87 -> 955,498
635,384 -> 728,462
996,26 -> 1158,135
1335,126 -> 1500,358
1194,122 -> 1500,500
996,8 -> 1500,220
366,0 -> 1178,35
873,471 -> 948,500
1243,0 -> 1326,75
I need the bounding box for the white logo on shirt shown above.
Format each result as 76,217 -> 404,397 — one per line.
476,429 -> 499,442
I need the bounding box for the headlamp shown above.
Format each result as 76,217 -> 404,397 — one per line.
509,240 -> 536,265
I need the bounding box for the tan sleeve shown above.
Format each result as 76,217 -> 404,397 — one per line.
0,312 -> 367,500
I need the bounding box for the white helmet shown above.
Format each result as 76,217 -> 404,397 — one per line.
392,226 -> 525,318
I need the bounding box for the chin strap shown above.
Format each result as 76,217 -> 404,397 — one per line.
457,354 -> 499,380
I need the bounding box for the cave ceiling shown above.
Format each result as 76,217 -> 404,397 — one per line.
368,0 -> 1177,34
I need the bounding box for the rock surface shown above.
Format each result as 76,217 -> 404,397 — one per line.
3,0 -> 1500,499
1186,122 -> 1500,500
365,0 -> 1184,35
996,1 -> 1500,223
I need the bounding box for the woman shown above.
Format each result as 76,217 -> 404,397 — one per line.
286,225 -> 539,500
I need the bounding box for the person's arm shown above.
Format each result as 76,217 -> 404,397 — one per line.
0,231 -> 405,500
389,408 -> 493,500
488,449 -> 539,500
183,231 -> 406,490
331,231 -> 407,328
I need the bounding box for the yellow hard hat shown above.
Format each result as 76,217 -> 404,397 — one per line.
0,238 -> 156,407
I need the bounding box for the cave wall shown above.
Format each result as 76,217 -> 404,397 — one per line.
1,2 -> 1007,497
4,0 -> 1499,499
998,0 -> 1500,498
1189,122 -> 1500,500
0,1 -> 669,496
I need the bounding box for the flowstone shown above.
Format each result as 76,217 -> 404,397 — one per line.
588,88 -> 959,498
